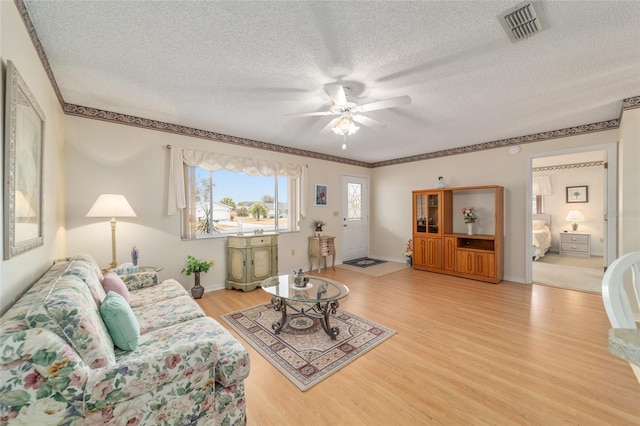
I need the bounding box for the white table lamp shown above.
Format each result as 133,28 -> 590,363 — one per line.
566,209 -> 585,232
87,194 -> 137,269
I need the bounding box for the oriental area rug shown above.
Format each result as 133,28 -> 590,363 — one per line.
222,303 -> 396,391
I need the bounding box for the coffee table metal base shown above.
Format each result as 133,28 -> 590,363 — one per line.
270,296 -> 341,340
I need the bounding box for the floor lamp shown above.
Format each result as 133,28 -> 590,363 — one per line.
86,194 -> 137,269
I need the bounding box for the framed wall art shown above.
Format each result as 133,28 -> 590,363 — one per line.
315,184 -> 328,206
566,185 -> 588,203
4,60 -> 45,259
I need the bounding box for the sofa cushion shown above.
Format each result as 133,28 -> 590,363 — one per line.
132,296 -> 205,334
128,279 -> 188,308
100,292 -> 140,351
101,272 -> 131,303
0,258 -> 71,333
26,275 -> 116,368
65,255 -> 107,305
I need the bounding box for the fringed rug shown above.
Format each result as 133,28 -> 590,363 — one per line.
221,303 -> 396,391
342,257 -> 386,268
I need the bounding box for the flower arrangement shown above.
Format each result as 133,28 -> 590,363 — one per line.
462,207 -> 477,223
402,239 -> 413,257
312,219 -> 326,230
181,255 -> 214,275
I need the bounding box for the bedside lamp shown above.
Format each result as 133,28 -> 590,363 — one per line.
566,210 -> 585,232
87,194 -> 137,269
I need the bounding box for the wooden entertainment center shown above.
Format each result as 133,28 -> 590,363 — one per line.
412,185 -> 504,283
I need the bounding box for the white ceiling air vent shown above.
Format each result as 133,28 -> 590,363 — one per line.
498,0 -> 549,43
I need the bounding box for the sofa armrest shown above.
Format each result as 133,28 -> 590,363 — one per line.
84,325 -> 220,411
1,329 -> 89,413
121,272 -> 158,291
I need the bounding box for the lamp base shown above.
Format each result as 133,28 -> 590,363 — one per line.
572,223 -> 578,232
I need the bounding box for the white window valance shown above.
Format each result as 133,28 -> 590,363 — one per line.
168,147 -> 307,218
532,175 -> 553,196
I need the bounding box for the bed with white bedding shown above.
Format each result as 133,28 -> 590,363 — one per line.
532,214 -> 552,260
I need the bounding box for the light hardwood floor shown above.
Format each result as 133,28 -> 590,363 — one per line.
196,267 -> 639,425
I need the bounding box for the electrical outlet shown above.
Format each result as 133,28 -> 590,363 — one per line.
333,211 -> 339,217
291,249 -> 295,256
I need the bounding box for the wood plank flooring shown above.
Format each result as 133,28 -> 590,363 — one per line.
196,267 -> 640,425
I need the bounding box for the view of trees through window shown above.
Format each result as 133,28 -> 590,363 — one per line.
184,167 -> 289,238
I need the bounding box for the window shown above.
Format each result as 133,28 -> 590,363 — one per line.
182,167 -> 293,239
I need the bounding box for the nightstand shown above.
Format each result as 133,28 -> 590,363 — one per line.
559,232 -> 591,258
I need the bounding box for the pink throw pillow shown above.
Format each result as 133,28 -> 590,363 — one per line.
101,272 -> 131,304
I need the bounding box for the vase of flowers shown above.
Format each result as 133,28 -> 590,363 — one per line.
181,255 -> 214,299
402,239 -> 413,266
462,207 -> 477,235
312,219 -> 325,236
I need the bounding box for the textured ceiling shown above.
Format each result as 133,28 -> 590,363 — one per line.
22,1 -> 640,164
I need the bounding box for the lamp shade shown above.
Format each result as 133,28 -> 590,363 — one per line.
86,194 -> 137,218
565,210 -> 585,222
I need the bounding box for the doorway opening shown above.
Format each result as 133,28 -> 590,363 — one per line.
526,143 -> 617,292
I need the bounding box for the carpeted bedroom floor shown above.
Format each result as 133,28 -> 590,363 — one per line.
532,252 -> 604,293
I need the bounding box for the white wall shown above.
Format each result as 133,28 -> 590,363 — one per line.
1,2 -> 67,314
533,164 -> 605,255
64,115 -> 370,291
370,129 -> 621,283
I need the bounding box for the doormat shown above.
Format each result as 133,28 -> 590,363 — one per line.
221,303 -> 396,391
342,257 -> 387,268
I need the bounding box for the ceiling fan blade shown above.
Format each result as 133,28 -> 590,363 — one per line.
284,110 -> 336,117
320,117 -> 341,133
352,115 -> 387,130
359,95 -> 411,112
325,84 -> 347,105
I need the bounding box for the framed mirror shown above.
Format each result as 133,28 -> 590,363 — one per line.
3,60 -> 45,259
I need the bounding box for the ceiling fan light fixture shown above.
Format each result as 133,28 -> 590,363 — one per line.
332,115 -> 359,136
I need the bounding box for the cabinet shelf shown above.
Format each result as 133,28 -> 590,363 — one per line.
412,186 -> 503,284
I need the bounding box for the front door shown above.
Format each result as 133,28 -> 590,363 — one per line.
341,174 -> 369,261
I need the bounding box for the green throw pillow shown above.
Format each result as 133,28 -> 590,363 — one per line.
100,291 -> 140,351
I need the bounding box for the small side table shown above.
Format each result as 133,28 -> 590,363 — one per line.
308,236 -> 336,273
559,232 -> 591,258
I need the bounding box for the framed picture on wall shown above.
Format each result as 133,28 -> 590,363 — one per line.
315,184 -> 328,206
566,185 -> 588,203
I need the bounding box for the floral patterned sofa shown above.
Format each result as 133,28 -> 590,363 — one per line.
0,254 -> 250,425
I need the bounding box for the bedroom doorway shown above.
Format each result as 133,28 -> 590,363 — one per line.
526,143 -> 617,293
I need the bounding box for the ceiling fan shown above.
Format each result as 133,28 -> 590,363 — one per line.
286,84 -> 412,137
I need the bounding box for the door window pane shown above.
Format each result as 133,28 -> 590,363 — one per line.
347,183 -> 362,220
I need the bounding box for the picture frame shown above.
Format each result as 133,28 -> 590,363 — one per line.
4,60 -> 45,259
566,185 -> 588,203
315,184 -> 328,206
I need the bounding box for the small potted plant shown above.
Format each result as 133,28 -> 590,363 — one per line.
181,255 -> 214,299
312,219 -> 325,236
435,176 -> 446,188
402,239 -> 413,266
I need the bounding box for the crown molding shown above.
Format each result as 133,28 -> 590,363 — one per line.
16,0 -> 639,169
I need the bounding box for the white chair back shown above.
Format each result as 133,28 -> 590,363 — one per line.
601,251 -> 640,383
602,251 -> 640,329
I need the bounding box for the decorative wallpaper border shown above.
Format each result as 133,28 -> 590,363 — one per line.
533,161 -> 604,172
15,0 -> 640,169
63,104 -> 370,167
371,119 -> 621,168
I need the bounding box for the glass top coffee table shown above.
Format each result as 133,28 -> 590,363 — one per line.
261,274 -> 349,340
